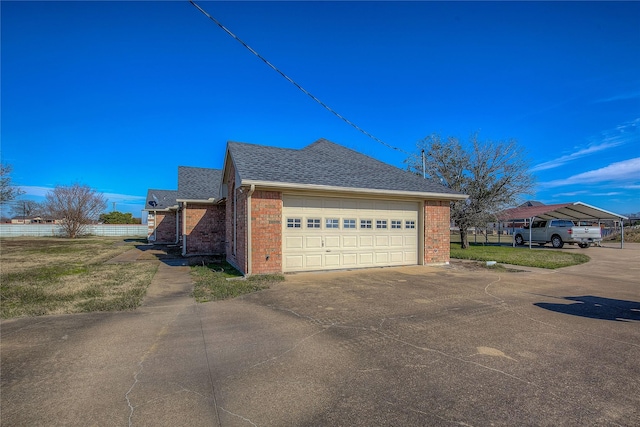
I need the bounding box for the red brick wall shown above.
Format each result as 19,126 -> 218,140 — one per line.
183,203 -> 225,255
151,211 -> 177,244
250,191 -> 282,274
424,200 -> 451,264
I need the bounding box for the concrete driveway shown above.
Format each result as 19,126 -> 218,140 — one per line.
2,243 -> 638,426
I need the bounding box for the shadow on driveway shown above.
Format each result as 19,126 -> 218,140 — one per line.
535,295 -> 640,322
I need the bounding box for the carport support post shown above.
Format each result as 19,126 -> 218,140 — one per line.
529,217 -> 534,249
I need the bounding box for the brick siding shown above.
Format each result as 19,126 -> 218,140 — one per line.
250,191 -> 282,274
183,203 -> 225,255
424,200 -> 451,264
150,211 -> 177,244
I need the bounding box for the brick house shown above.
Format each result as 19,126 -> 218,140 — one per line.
221,139 -> 467,275
144,189 -> 179,243
176,166 -> 225,256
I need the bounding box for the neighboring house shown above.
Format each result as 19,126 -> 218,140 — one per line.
177,166 -> 225,256
221,138 -> 467,275
144,189 -> 179,243
9,216 -> 59,224
10,216 -> 32,224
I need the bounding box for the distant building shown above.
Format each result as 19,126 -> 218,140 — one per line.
10,216 -> 59,224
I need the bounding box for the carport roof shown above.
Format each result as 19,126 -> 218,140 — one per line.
498,201 -> 628,221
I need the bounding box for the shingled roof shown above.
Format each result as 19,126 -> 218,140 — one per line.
226,139 -> 466,198
177,167 -> 222,201
144,189 -> 178,211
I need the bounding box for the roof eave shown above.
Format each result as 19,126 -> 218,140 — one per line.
176,198 -> 218,204
143,205 -> 179,212
241,179 -> 468,200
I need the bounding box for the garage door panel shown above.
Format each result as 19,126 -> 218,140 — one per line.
305,236 -> 323,248
375,252 -> 389,263
285,255 -> 303,269
285,236 -> 303,249
343,253 -> 357,265
405,252 -> 417,262
404,235 -> 417,246
283,195 -> 418,272
325,235 -> 340,247
375,235 -> 389,246
358,253 -> 374,264
306,255 -> 322,267
390,251 -> 404,262
359,235 -> 374,247
343,236 -> 357,247
325,254 -> 340,266
390,235 -> 404,246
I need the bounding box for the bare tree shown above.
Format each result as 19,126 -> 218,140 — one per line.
407,133 -> 535,248
44,184 -> 107,238
9,200 -> 43,219
1,164 -> 25,203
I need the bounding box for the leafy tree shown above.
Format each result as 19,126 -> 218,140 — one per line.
10,200 -> 43,219
407,133 -> 535,249
1,164 -> 25,203
99,211 -> 138,224
44,183 -> 107,238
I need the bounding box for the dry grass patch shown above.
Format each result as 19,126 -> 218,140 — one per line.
1,237 -> 157,318
191,262 -> 284,302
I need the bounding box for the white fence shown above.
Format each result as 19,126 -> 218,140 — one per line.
0,224 -> 148,237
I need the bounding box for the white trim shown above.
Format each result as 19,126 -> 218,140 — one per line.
241,179 -> 468,200
175,198 -> 217,204
181,202 -> 187,256
246,184 -> 255,275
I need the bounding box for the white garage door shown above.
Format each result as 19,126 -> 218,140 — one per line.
282,195 -> 419,272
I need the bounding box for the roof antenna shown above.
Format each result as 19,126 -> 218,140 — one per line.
422,149 -> 426,179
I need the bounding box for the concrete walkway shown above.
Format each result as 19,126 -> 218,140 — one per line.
1,247 -> 220,427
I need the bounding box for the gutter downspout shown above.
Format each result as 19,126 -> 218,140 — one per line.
153,210 -> 157,242
246,185 -> 255,275
182,202 -> 187,256
175,205 -> 180,244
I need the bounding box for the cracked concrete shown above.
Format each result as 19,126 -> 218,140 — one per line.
2,243 -> 639,426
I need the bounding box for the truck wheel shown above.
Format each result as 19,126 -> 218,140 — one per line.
514,234 -> 524,246
578,243 -> 589,249
551,235 -> 564,249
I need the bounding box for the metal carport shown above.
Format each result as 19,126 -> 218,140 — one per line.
498,201 -> 629,248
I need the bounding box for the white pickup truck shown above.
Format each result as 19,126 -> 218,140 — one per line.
513,219 -> 602,249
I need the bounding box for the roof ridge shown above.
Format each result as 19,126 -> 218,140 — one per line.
228,140 -> 300,152
178,165 -> 222,171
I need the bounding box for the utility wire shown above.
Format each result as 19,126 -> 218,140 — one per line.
189,0 -> 408,154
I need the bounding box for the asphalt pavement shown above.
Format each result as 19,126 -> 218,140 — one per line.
1,243 -> 638,426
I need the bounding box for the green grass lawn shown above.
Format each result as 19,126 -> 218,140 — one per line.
450,243 -> 590,269
190,262 -> 284,302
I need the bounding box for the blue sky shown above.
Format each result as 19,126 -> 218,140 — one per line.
2,1 -> 639,219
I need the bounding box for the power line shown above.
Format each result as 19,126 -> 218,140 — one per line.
189,0 -> 408,154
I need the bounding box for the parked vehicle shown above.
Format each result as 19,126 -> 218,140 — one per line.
513,219 -> 602,249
